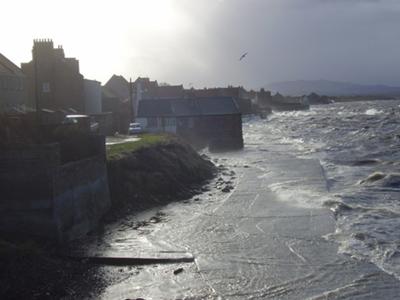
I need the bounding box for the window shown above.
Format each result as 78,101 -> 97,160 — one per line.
42,82 -> 50,93
147,117 -> 158,127
12,78 -> 18,90
164,117 -> 176,126
18,78 -> 23,91
2,76 -> 10,90
188,118 -> 194,128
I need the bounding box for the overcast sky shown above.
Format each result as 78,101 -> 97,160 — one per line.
2,0 -> 400,89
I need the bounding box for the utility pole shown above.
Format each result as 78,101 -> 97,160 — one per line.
33,41 -> 41,126
129,77 -> 134,122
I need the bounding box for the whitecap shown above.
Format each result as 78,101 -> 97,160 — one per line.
365,108 -> 383,115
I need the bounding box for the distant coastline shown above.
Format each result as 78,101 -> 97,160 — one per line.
265,79 -> 400,98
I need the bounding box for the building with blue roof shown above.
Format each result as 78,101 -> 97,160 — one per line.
137,97 -> 243,151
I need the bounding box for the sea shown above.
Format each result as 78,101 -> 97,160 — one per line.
244,100 -> 400,281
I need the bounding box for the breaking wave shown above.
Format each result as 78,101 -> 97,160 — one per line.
247,100 -> 400,280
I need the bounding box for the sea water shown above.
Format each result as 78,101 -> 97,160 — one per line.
243,100 -> 400,281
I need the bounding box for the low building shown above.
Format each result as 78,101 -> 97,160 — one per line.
0,53 -> 28,113
185,86 -> 253,115
137,97 -> 243,151
133,77 -> 185,118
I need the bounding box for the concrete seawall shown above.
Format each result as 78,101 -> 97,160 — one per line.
0,137 -> 110,242
53,156 -> 110,241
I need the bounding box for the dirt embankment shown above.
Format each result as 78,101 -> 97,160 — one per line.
106,137 -> 216,216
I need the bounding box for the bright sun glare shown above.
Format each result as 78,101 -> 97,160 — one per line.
2,0 -> 184,82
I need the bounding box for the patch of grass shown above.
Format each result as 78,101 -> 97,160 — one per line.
106,133 -> 171,160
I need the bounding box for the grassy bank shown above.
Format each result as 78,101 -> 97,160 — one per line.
106,133 -> 216,216
106,133 -> 170,159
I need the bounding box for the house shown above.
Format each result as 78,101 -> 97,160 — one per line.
104,74 -> 130,100
101,75 -> 134,134
155,85 -> 185,99
82,79 -> 115,135
256,88 -> 272,108
268,92 -> 310,111
84,79 -> 102,114
0,53 -> 28,113
133,77 -> 158,117
21,39 -> 85,113
101,85 -> 130,134
253,88 -> 273,117
137,97 -> 243,151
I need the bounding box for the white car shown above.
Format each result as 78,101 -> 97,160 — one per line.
128,122 -> 143,135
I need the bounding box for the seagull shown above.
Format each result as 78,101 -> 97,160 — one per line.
239,52 -> 248,61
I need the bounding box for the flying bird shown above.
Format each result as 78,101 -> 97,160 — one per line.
239,52 -> 248,61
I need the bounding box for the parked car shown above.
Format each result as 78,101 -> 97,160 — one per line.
128,122 -> 143,135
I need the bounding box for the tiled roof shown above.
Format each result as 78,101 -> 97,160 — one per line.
137,97 -> 240,117
0,53 -> 24,76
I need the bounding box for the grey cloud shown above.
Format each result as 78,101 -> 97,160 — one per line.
128,0 -> 400,89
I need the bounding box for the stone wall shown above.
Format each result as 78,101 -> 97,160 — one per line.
0,137 -> 110,242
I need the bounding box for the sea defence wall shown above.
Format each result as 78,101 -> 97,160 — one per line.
0,135 -> 110,241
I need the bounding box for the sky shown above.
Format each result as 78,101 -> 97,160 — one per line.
2,0 -> 400,89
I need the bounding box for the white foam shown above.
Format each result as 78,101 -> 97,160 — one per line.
365,108 -> 383,115
268,180 -> 330,209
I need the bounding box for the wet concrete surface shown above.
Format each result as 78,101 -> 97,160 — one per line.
86,149 -> 400,299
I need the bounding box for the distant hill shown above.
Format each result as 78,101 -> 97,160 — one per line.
264,80 -> 400,97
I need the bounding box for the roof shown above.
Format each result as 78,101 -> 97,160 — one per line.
84,78 -> 101,84
197,97 -> 240,115
0,53 -> 24,76
153,85 -> 184,99
185,87 -> 247,99
104,74 -> 129,99
102,85 -> 119,99
137,97 -> 240,118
